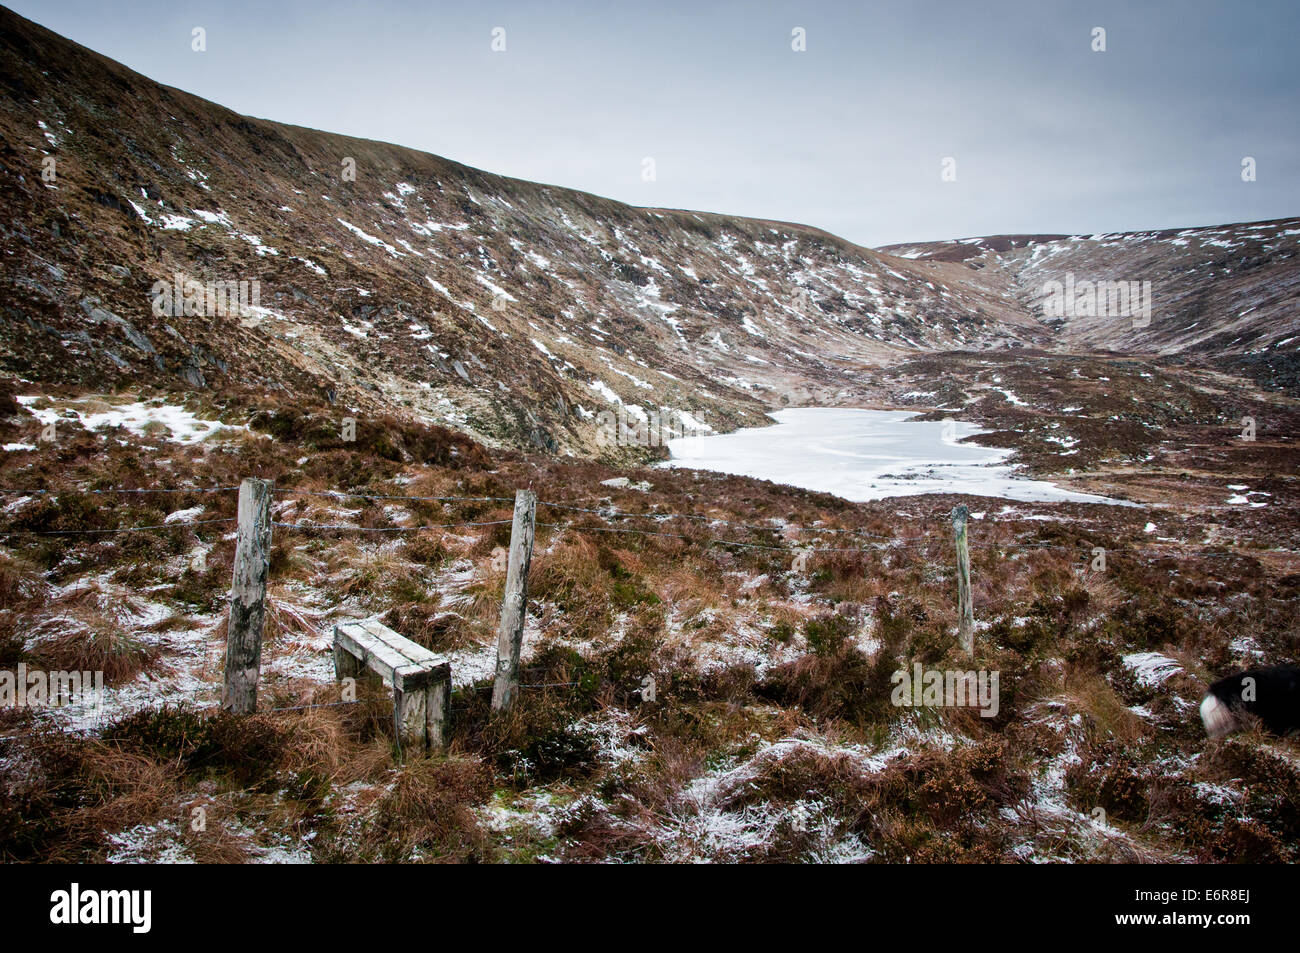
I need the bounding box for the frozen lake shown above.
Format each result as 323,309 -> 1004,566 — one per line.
664,408 -> 1123,505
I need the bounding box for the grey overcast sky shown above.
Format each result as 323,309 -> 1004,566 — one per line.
10,0 -> 1300,247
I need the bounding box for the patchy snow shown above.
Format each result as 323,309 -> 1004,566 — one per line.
191,209 -> 231,226
337,218 -> 404,258
238,232 -> 279,257
1122,652 -> 1183,688
587,380 -> 622,406
16,397 -> 241,445
649,733 -> 892,862
474,274 -> 516,302
163,505 -> 205,524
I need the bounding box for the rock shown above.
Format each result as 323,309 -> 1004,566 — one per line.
80,298 -> 126,327
120,323 -> 154,353
528,428 -> 557,452
14,276 -> 54,298
599,476 -> 653,492
88,307 -> 123,325
85,188 -> 132,217
291,286 -> 321,308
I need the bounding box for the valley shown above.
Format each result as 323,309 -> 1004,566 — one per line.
1,5 -> 1298,864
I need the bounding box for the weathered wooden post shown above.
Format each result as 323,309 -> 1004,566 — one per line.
222,478 -> 273,713
491,489 -> 537,711
951,503 -> 974,654
391,662 -> 453,758
426,663 -> 451,751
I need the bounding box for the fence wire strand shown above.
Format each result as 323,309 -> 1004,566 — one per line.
3,478 -> 1296,740
3,480 -> 1294,557
0,517 -> 237,538
273,518 -> 512,533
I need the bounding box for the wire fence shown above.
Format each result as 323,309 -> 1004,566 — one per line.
0,480 -> 1290,560
0,640 -> 590,743
0,478 -> 1291,741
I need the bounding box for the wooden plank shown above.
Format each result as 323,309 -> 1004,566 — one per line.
356,618 -> 440,666
332,626 -> 362,681
334,624 -> 412,685
222,478 -> 273,713
393,684 -> 427,756
335,623 -> 409,672
393,662 -> 438,692
492,489 -> 537,711
335,623 -> 446,689
426,663 -> 451,751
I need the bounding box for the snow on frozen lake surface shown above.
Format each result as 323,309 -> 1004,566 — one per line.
664,408 -> 1125,505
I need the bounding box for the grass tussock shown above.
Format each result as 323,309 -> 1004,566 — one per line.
0,731 -> 179,862
30,622 -> 158,685
348,757 -> 495,863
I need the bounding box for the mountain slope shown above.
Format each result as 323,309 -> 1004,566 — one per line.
0,5 -> 1040,456
883,220 -> 1300,390
5,3 -> 1297,459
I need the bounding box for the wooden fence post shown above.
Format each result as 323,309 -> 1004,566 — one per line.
427,663 -> 451,752
951,503 -> 974,654
491,489 -> 537,711
222,478 -> 273,713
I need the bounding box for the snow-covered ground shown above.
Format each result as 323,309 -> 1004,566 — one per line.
663,408 -> 1126,505
15,397 -> 240,445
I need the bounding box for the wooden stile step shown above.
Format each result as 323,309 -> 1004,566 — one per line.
332,619 -> 451,756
